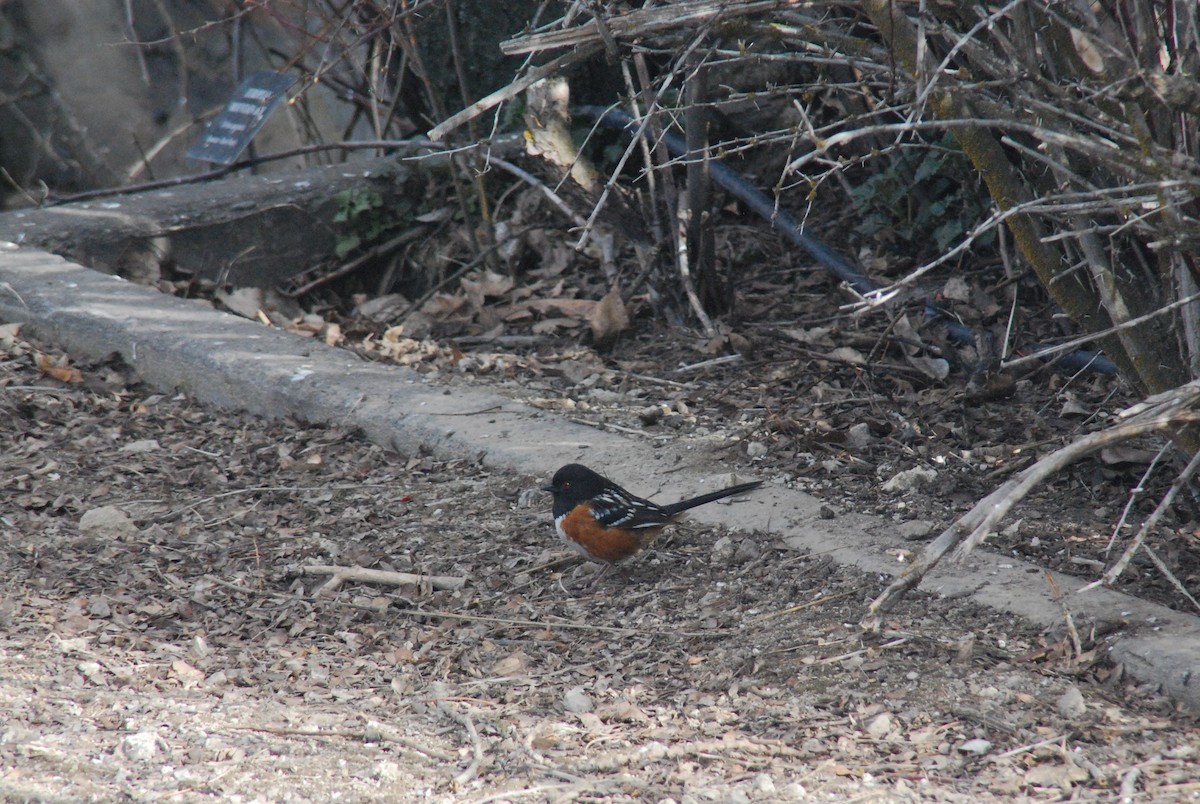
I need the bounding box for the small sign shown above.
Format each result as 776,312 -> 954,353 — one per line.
188,71 -> 298,164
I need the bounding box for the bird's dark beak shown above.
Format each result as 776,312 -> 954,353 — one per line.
541,482 -> 555,493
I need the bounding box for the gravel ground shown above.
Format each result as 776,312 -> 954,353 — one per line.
3,324 -> 1199,802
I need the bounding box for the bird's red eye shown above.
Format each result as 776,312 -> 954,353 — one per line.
562,481 -> 571,490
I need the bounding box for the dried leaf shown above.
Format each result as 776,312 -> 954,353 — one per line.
825,347 -> 865,365
491,652 -> 528,676
531,317 -> 581,334
0,321 -> 21,347
941,276 -> 971,302
415,207 -> 453,224
1061,394 -> 1092,417
523,298 -> 596,318
1099,446 -> 1160,465
215,287 -> 267,320
528,236 -> 573,277
1070,27 -> 1105,73
588,286 -> 629,347
461,270 -> 514,310
36,352 -> 83,384
422,293 -> 469,318
783,326 -> 832,345
171,659 -> 205,689
907,355 -> 950,380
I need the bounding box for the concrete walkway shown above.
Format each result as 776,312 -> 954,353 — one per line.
3,242 -> 1198,708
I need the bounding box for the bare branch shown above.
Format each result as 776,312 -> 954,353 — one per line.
864,389 -> 1200,629
302,564 -> 467,594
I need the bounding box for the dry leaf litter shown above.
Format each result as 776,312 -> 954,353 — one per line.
2,324 -> 1198,801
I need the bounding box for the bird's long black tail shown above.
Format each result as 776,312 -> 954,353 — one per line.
662,481 -> 763,516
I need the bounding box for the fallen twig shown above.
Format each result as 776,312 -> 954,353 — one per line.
440,702 -> 485,787
952,706 -> 1018,734
1044,571 -> 1083,662
675,354 -> 744,375
567,416 -> 649,436
485,155 -> 588,229
816,636 -> 909,665
1103,443 -> 1171,554
469,782 -> 617,804
745,586 -> 867,626
1139,542 -> 1200,614
387,604 -> 731,638
392,227 -> 532,323
1,281 -> 28,307
302,564 -> 467,593
499,0 -> 785,55
988,734 -> 1070,762
289,226 -> 429,297
863,385 -> 1200,630
1119,767 -> 1142,800
428,45 -> 602,141
675,200 -> 716,337
1001,288 -> 1200,371
1084,447 -> 1200,604
227,722 -> 455,761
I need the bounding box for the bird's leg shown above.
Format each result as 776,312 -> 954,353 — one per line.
586,562 -> 614,590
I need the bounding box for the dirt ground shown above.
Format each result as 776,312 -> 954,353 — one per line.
4,325 -> 1200,802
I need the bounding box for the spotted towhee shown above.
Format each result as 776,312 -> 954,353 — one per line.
542,463 -> 762,588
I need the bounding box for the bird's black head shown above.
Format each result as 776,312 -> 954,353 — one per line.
542,463 -> 610,515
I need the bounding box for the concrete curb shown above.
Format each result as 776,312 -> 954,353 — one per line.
3,243 -> 1198,708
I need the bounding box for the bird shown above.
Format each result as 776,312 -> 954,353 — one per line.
541,463 -> 762,588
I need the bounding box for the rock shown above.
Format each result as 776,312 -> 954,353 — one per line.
662,413 -> 686,430
898,519 -> 935,540
846,422 -> 873,448
586,388 -> 623,404
122,730 -> 160,762
752,773 -> 776,797
87,597 -> 112,618
558,359 -> 595,385
959,738 -> 992,755
399,311 -> 433,340
79,506 -> 137,541
353,293 -> 410,322
637,405 -> 665,426
746,441 -> 768,459
779,783 -> 808,799
710,536 -> 736,564
119,438 -> 160,453
1057,685 -> 1086,719
563,687 -> 593,713
732,539 -> 761,564
865,712 -> 892,739
372,760 -> 401,782
881,467 -> 937,492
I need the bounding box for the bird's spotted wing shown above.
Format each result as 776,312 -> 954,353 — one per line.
590,487 -> 672,530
